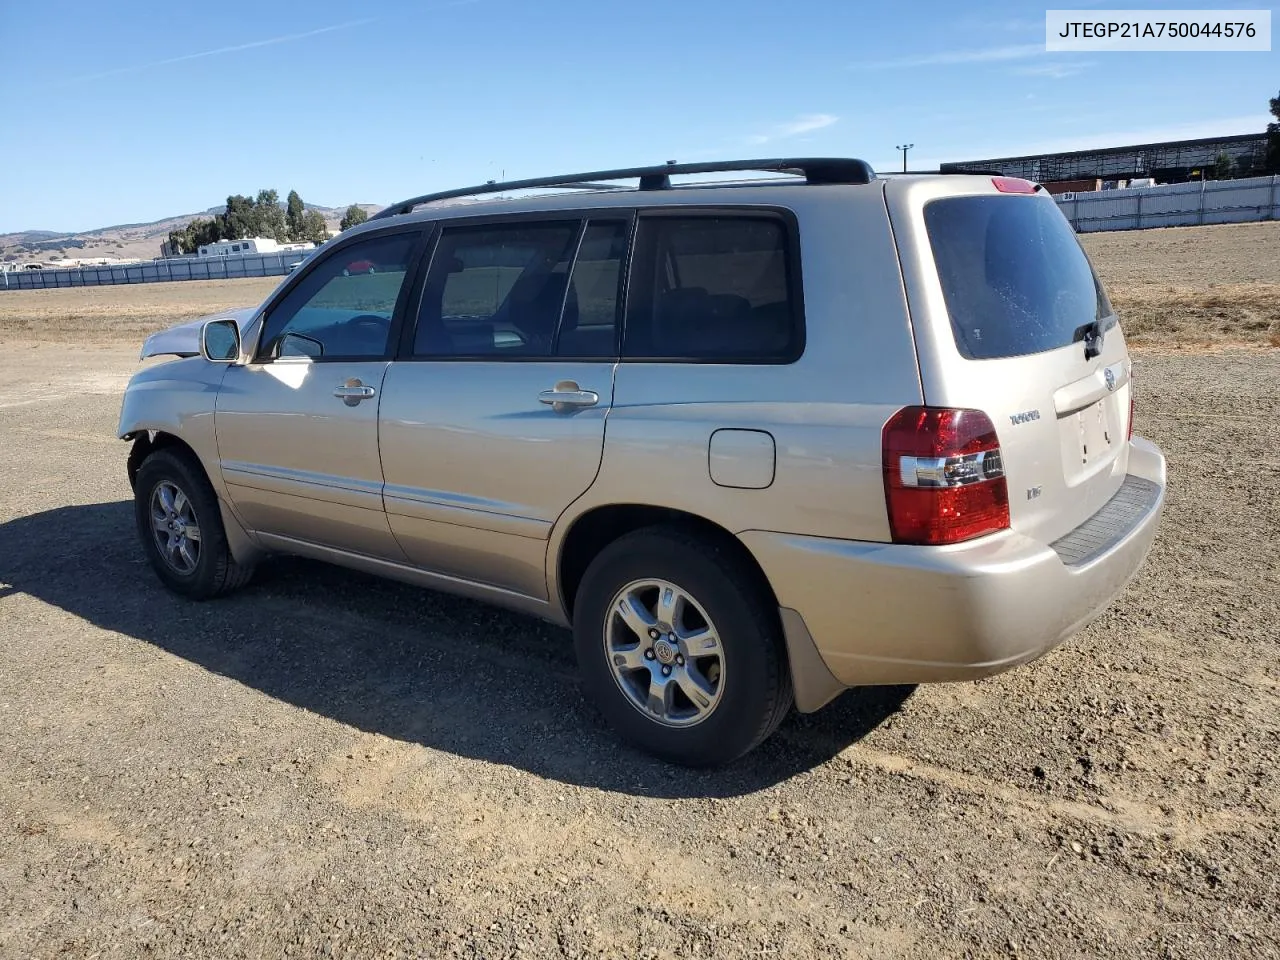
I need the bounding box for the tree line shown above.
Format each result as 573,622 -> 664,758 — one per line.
1221,90 -> 1280,179
1269,89 -> 1280,173
1149,91 -> 1279,182
167,190 -> 368,254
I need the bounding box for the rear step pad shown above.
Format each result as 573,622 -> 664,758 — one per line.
1050,476 -> 1161,566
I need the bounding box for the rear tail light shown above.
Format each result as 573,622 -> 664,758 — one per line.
882,406 -> 1010,545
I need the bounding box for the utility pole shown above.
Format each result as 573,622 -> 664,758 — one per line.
896,144 -> 914,173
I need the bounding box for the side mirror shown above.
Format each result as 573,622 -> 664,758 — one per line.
200,318 -> 241,363
277,331 -> 325,359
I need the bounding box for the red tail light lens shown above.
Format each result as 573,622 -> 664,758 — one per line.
882,407 -> 1010,545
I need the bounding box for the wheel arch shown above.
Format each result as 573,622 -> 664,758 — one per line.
126,430 -> 203,492
554,503 -> 779,623
126,429 -> 264,567
552,502 -> 846,714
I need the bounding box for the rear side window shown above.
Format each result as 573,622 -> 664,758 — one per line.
925,196 -> 1113,361
623,216 -> 800,361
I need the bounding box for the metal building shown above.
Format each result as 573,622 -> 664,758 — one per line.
942,133 -> 1270,184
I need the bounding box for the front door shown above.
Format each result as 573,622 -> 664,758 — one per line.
378,217 -> 630,598
216,228 -> 424,559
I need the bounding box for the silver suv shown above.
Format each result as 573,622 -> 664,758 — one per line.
119,158 -> 1167,765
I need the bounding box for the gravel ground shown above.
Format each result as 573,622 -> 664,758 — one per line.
1079,222 -> 1280,349
3,217 -> 1280,960
1080,220 -> 1280,287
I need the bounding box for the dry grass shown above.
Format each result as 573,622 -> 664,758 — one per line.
1081,220 -> 1280,351
1106,283 -> 1280,350
1,221 -> 1277,350
1080,219 -> 1280,287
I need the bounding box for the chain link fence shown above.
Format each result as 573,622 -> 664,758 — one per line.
1,250 -> 312,291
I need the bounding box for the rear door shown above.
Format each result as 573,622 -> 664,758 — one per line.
377,216 -> 630,599
890,184 -> 1132,544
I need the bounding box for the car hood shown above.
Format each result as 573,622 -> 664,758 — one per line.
139,306 -> 259,359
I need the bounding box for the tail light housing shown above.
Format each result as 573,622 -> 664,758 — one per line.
882,406 -> 1010,545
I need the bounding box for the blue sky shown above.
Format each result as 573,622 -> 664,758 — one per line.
0,0 -> 1274,232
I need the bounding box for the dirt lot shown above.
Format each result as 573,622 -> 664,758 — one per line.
1081,221 -> 1280,350
0,278 -> 283,343
1,223 -> 1278,959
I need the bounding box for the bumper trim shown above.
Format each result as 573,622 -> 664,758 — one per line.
1050,475 -> 1162,567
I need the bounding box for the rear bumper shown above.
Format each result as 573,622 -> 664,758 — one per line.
742,436 -> 1166,689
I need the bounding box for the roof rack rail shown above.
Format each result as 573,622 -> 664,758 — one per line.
936,166 -> 1020,177
370,157 -> 877,220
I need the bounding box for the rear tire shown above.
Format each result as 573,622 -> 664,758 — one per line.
133,448 -> 254,600
573,526 -> 792,766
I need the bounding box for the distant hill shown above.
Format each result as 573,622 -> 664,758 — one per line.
0,203 -> 383,264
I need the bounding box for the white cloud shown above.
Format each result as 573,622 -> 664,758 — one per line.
855,43 -> 1047,69
64,18 -> 379,84
746,113 -> 839,145
1011,61 -> 1094,79
779,114 -> 840,137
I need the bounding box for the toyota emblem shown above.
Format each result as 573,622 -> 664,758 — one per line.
1104,368 -> 1116,392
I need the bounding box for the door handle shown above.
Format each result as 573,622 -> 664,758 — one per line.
334,379 -> 376,406
538,380 -> 599,413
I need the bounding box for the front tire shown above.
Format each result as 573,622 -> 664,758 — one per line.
133,448 -> 254,599
573,527 -> 792,766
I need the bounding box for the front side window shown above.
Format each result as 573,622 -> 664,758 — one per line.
258,231 -> 417,360
414,221 -> 580,357
623,216 -> 800,361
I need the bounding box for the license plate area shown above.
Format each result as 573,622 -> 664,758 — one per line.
1061,399 -> 1118,484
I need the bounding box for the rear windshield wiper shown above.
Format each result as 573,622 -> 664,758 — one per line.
1073,316 -> 1115,359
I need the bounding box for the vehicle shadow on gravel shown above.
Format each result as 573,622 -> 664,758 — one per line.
1,502 -> 914,798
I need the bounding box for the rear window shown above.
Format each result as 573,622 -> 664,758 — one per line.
924,196 -> 1112,361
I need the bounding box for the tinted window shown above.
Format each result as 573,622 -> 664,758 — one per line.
925,196 -> 1113,361
623,217 -> 798,361
415,222 -> 580,357
259,232 -> 417,360
556,220 -> 628,358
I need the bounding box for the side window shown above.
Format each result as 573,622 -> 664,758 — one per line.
555,220 -> 629,358
414,222 -> 580,357
623,216 -> 800,362
258,232 -> 417,360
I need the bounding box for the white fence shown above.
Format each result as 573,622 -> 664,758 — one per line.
1056,175 -> 1280,232
0,250 -> 311,291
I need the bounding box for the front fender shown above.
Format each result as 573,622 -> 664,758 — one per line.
117,356 -> 226,482
118,358 -> 263,564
